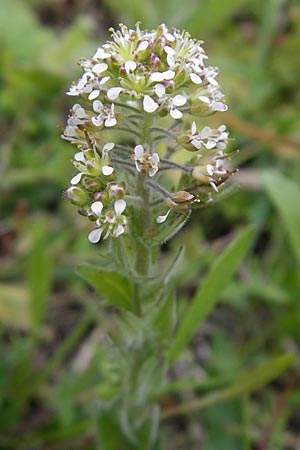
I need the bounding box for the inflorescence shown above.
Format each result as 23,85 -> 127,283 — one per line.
62,23 -> 236,243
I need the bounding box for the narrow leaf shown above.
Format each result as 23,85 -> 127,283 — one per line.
27,239 -> 52,333
168,226 -> 255,363
161,354 -> 294,419
261,170 -> 300,263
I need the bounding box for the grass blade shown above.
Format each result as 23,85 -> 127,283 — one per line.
168,226 -> 255,363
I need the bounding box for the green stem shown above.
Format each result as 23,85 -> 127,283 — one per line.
131,114 -> 155,311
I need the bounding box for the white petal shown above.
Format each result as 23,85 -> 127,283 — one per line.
134,145 -> 144,158
207,76 -> 219,86
77,76 -> 87,90
205,140 -> 216,149
104,117 -> 117,127
152,153 -> 160,163
164,46 -> 176,55
74,151 -> 85,162
190,73 -> 202,84
191,121 -> 197,134
154,83 -> 165,98
103,142 -> 115,152
165,32 -> 175,42
149,166 -> 158,177
173,94 -> 187,107
107,87 -> 123,101
91,201 -> 104,216
99,76 -> 110,85
149,72 -> 164,83
88,90 -> 100,100
207,164 -> 214,176
191,139 -> 202,149
93,48 -> 111,59
200,126 -> 211,138
136,41 -> 148,52
88,228 -> 103,243
74,106 -> 87,118
66,88 -> 79,96
114,224 -> 125,237
102,165 -> 114,176
70,173 -> 83,185
93,63 -> 108,75
125,60 -> 136,73
198,96 -> 211,104
167,54 -> 175,66
213,102 -> 228,112
114,199 -> 126,215
163,70 -> 175,80
143,95 -> 159,113
156,209 -> 171,223
93,100 -> 103,112
219,124 -> 226,132
210,181 -> 219,192
92,116 -> 103,127
170,108 -> 183,119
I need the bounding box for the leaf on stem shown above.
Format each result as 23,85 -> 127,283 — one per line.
77,264 -> 132,310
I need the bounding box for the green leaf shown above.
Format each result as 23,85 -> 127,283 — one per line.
27,239 -> 52,333
148,291 -> 176,342
161,354 -> 295,418
77,264 -> 132,310
0,284 -> 30,329
168,226 -> 255,363
261,170 -> 300,263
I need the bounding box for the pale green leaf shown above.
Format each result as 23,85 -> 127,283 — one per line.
27,240 -> 52,332
77,265 -> 132,310
168,226 -> 255,363
261,170 -> 300,263
0,284 -> 30,329
161,354 -> 295,418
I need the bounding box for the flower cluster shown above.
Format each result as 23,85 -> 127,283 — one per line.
62,23 -> 235,243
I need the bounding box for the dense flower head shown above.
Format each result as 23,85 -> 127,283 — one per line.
62,23 -> 236,243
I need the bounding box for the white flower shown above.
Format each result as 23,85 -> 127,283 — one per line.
71,143 -> 115,184
133,145 -> 160,177
104,104 -> 117,127
92,101 -> 117,127
188,123 -> 229,151
88,199 -> 127,243
153,84 -> 187,119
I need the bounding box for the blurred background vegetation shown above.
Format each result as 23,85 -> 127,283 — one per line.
0,0 -> 300,449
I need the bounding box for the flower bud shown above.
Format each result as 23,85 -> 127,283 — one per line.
83,177 -> 102,191
65,186 -> 88,206
171,191 -> 195,205
107,182 -> 125,200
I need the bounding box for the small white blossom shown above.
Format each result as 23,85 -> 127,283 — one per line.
133,145 -> 160,177
71,143 -> 115,184
88,199 -> 127,243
